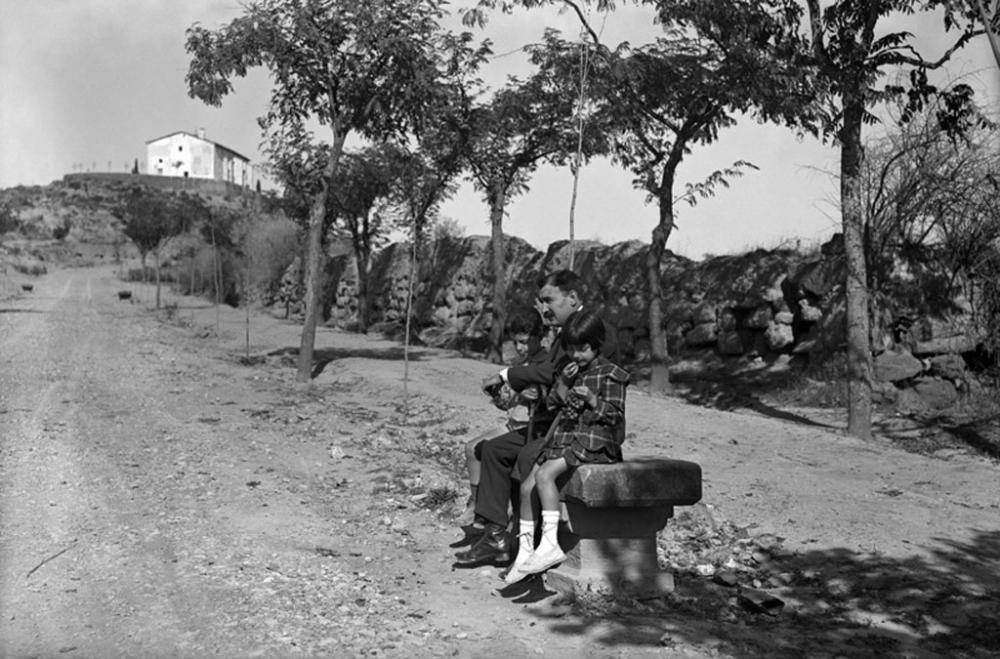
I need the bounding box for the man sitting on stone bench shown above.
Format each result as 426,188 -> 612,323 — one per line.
455,270 -> 618,568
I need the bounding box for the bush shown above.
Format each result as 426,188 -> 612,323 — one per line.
0,202 -> 20,234
13,262 -> 47,276
125,267 -> 149,282
974,251 -> 1000,368
237,215 -> 300,303
52,219 -> 71,241
125,265 -> 177,283
172,245 -> 240,306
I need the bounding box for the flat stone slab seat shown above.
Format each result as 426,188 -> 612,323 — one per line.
548,458 -> 702,598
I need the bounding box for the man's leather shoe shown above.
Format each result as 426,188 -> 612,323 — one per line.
454,524 -> 510,567
448,523 -> 486,549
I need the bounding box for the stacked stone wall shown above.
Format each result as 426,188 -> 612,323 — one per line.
305,232 -> 990,410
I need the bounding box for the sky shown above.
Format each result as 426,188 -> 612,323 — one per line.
2,1 -> 997,260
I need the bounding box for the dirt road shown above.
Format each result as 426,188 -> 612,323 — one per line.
2,266 -> 998,658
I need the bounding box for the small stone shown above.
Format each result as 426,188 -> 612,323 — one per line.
713,570 -> 739,587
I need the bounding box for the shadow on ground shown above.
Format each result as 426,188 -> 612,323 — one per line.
535,529 -> 1000,658
667,360 -> 1000,461
874,413 -> 1000,460
667,362 -> 841,430
942,417 -> 1000,459
263,345 -> 433,379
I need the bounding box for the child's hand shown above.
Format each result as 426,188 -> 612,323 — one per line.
570,385 -> 597,409
561,361 -> 579,381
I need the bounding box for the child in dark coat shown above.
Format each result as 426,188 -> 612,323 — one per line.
457,307 -> 546,527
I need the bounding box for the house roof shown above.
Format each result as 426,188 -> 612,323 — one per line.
145,130 -> 251,163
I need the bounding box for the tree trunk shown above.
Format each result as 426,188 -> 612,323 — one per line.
841,91 -> 874,440
244,260 -> 252,360
356,253 -> 371,332
245,297 -> 251,359
647,166 -> 678,393
403,228 -> 421,402
297,124 -> 347,382
976,0 -> 1000,70
211,227 -> 221,336
487,189 -> 507,364
351,218 -> 372,332
154,249 -> 162,309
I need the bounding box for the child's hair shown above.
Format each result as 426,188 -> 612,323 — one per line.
560,310 -> 605,352
506,306 -> 543,338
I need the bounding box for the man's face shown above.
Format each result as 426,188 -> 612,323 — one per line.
511,332 -> 531,359
538,284 -> 580,326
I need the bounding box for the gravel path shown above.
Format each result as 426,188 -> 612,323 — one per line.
2,266 -> 998,658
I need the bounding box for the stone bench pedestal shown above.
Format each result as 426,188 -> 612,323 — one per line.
548,458 -> 702,599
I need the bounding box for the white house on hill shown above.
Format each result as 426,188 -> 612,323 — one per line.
146,129 -> 257,188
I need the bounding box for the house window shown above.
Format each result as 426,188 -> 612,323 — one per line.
178,146 -> 183,151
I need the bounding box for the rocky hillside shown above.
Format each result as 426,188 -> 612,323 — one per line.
0,173 -> 255,247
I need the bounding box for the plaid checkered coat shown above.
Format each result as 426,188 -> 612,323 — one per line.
539,356 -> 630,466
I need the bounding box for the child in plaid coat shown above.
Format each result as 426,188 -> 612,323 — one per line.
505,310 -> 629,582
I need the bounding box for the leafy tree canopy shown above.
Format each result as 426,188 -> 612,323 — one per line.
118,187 -> 198,256
186,0 -> 477,141
464,45 -> 611,203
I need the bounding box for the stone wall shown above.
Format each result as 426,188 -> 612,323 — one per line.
310,233 -> 989,408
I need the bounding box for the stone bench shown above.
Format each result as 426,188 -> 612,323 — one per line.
549,458 -> 702,599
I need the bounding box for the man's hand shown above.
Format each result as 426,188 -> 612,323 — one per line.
481,373 -> 503,393
520,386 -> 539,401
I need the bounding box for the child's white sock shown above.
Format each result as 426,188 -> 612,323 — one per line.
504,519 -> 536,582
537,509 -> 561,553
509,519 -> 535,569
518,519 -> 534,553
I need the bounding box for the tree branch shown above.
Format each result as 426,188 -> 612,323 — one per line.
561,0 -> 601,46
804,0 -> 829,67
889,28 -> 984,69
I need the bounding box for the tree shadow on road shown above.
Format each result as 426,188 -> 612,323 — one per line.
874,413 -> 1000,460
533,529 -> 1000,658
669,367 -> 840,430
265,345 -> 433,378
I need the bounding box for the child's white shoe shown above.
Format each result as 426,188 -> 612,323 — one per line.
520,546 -> 566,575
503,547 -> 534,584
